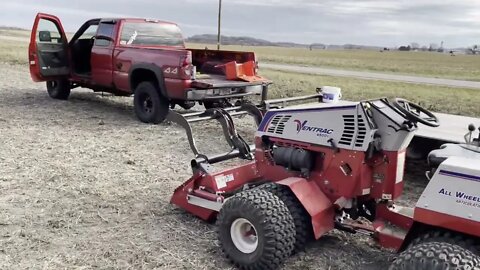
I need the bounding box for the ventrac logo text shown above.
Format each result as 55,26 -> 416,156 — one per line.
293,120 -> 333,137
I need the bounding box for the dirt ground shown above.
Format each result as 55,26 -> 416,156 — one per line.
0,63 -> 429,270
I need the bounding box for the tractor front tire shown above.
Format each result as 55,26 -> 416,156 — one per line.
217,188 -> 295,270
389,242 -> 480,270
260,183 -> 313,252
46,79 -> 70,100
133,81 -> 169,124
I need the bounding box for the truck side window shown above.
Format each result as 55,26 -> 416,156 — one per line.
119,22 -> 183,47
36,19 -> 63,44
95,22 -> 115,47
79,25 -> 98,40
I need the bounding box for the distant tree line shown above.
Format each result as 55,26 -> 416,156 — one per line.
467,45 -> 479,55
398,42 -> 444,52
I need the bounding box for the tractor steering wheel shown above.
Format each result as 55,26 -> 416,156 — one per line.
392,98 -> 440,127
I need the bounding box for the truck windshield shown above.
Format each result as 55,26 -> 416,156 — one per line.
120,22 -> 184,47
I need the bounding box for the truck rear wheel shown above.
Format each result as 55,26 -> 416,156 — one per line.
389,242 -> 480,270
46,79 -> 70,100
216,188 -> 295,270
133,81 -> 169,124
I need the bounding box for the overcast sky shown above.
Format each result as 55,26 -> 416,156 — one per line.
1,0 -> 479,47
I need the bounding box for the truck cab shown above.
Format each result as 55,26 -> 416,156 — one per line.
29,13 -> 270,124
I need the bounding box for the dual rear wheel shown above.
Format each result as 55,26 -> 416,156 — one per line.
217,187 -> 480,270
217,184 -> 314,270
216,188 -> 296,270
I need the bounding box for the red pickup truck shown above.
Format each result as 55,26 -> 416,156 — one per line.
28,13 -> 270,123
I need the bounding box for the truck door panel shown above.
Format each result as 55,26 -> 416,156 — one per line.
112,48 -> 131,92
29,13 -> 70,82
91,21 -> 116,87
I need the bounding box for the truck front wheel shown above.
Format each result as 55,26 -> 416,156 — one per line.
46,79 -> 70,100
133,81 -> 169,124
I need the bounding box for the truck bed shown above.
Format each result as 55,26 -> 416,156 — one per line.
191,75 -> 264,89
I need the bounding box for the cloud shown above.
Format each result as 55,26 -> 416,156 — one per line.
1,0 -> 478,47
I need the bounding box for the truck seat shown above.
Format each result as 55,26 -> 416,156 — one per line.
428,143 -> 480,167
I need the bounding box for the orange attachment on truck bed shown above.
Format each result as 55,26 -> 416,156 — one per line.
222,61 -> 268,83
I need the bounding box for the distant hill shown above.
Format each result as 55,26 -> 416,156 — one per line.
187,34 -> 308,48
186,34 -> 383,50
0,26 -> 28,31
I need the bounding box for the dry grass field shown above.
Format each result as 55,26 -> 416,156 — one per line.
188,43 -> 480,81
0,40 -> 29,65
261,69 -> 480,117
2,28 -> 479,81
0,28 -> 477,269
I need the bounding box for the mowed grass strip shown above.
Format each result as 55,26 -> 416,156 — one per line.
188,43 -> 480,82
261,69 -> 480,117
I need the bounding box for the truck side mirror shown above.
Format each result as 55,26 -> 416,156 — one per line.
38,31 -> 52,42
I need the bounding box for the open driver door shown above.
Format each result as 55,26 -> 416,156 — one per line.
29,13 -> 70,82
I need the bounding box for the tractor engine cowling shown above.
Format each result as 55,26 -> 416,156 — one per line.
255,98 -> 419,202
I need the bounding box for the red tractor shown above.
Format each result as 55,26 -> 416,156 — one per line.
169,94 -> 480,269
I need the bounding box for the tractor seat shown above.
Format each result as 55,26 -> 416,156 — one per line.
428,143 -> 480,167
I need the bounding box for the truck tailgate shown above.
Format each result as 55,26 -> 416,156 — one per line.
191,75 -> 264,89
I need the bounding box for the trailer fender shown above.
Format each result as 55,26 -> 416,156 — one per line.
277,177 -> 335,239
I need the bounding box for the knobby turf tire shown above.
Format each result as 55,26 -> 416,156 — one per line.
389,242 -> 480,270
133,81 -> 169,124
46,79 -> 70,100
216,188 -> 295,270
409,230 -> 479,256
259,182 -> 313,252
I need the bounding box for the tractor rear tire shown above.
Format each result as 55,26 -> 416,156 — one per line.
46,79 -> 70,100
216,188 -> 295,270
389,242 -> 480,270
260,183 -> 313,252
409,231 -> 479,255
133,81 -> 169,124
